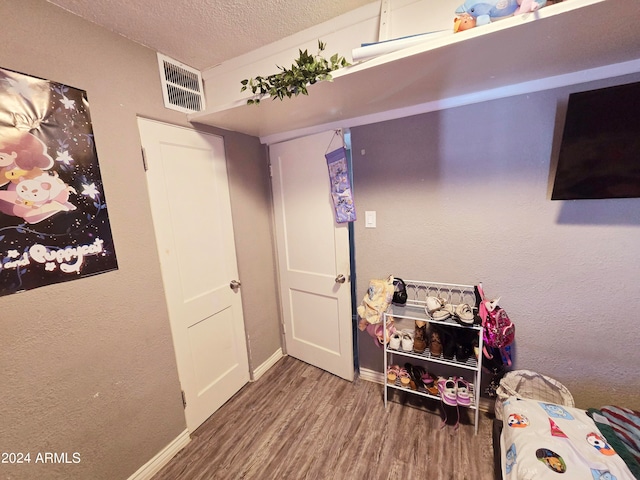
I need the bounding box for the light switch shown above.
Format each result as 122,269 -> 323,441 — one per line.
365,211 -> 376,228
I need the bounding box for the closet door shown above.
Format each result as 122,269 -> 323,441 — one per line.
139,118 -> 249,432
270,131 -> 353,381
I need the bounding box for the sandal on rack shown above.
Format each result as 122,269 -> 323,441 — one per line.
425,296 -> 445,315
432,309 -> 451,321
398,367 -> 412,388
404,363 -> 421,391
387,364 -> 400,383
426,297 -> 452,321
410,364 -> 427,390
455,303 -> 475,326
421,371 -> 439,396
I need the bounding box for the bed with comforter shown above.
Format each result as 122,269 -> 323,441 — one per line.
497,396 -> 640,479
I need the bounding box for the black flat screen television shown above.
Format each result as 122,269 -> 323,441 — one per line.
551,80 -> 640,200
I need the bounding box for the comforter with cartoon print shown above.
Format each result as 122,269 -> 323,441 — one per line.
500,396 -> 636,479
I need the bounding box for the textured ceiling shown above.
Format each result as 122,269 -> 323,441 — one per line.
46,0 -> 376,71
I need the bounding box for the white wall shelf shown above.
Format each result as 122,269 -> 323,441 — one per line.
188,0 -> 640,144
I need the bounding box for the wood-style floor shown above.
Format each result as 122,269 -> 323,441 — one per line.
152,356 -> 496,480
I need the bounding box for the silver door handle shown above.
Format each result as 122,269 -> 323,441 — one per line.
335,274 -> 346,284
230,280 -> 241,289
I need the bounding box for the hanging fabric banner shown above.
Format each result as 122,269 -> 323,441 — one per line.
0,67 -> 118,296
325,146 -> 356,223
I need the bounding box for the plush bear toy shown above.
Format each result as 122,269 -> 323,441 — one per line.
454,13 -> 476,32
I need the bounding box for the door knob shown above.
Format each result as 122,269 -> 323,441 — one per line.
335,274 -> 346,284
229,280 -> 241,289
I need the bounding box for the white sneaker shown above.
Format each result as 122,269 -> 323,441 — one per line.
389,332 -> 402,350
401,330 -> 414,351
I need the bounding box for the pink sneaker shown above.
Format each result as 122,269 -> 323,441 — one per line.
437,377 -> 457,406
456,377 -> 471,407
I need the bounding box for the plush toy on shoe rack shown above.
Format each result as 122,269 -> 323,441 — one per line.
357,276 -> 396,347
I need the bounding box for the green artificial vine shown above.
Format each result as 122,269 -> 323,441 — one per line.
240,41 -> 351,105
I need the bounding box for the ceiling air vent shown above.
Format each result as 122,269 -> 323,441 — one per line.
157,53 -> 205,113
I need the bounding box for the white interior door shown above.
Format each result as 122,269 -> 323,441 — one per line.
270,131 -> 354,381
138,118 -> 249,432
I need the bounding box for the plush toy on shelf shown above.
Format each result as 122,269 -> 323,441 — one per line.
454,0 -> 519,27
515,0 -> 547,14
453,0 -> 549,32
454,12 -> 476,33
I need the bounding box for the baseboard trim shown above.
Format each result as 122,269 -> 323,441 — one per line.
127,429 -> 190,480
359,367 -> 495,414
359,367 -> 384,384
251,348 -> 284,381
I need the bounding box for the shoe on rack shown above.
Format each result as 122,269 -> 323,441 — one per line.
456,342 -> 473,362
429,328 -> 443,357
421,371 -> 440,396
400,330 -> 414,352
387,364 -> 400,383
413,321 -> 427,353
455,377 -> 471,407
455,328 -> 475,362
398,367 -> 412,388
441,327 -> 456,360
455,303 -> 475,326
404,363 -> 422,391
437,377 -> 458,406
472,337 -> 480,360
426,296 -> 454,321
389,332 -> 402,350
426,296 -> 445,315
432,310 -> 451,321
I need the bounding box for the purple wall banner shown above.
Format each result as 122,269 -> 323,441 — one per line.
325,146 -> 356,223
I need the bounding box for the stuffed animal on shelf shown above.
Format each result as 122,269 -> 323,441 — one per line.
454,13 -> 477,32
453,0 -> 549,32
515,0 -> 547,14
454,0 -> 520,27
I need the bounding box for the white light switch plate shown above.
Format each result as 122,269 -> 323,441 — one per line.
365,211 -> 376,228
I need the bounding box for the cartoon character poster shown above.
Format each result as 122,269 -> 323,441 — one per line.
0,67 -> 118,296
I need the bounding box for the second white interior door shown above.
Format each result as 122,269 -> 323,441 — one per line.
270,131 -> 353,381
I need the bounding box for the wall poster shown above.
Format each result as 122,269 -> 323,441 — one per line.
0,67 -> 118,297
